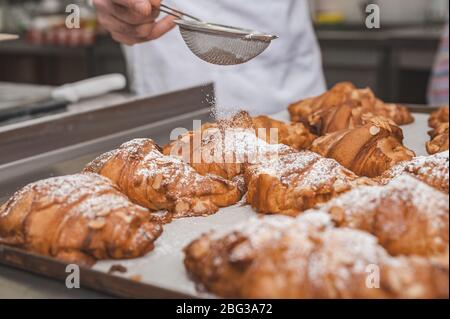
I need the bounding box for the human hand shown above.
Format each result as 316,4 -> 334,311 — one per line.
93,0 -> 176,45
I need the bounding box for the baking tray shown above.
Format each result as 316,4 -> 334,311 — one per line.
0,104 -> 439,298
0,84 -> 215,165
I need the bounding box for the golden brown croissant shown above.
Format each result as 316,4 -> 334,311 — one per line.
289,82 -> 414,135
163,112 -> 296,180
289,82 -> 356,124
163,111 -> 253,179
251,115 -> 317,150
310,117 -> 415,177
184,212 -> 449,299
215,110 -> 255,130
84,139 -> 241,219
377,151 -> 449,194
245,150 -> 372,216
429,106 -> 449,129
427,122 -> 449,155
0,173 -> 162,266
220,111 -> 317,150
164,129 -> 249,180
319,175 -> 449,256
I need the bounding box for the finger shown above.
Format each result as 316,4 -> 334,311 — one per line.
147,15 -> 177,40
149,0 -> 161,6
110,31 -> 142,45
111,0 -> 153,16
111,2 -> 157,25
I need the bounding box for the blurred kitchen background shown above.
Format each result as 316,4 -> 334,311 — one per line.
0,0 -> 448,104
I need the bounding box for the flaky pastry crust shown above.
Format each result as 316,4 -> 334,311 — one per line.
319,175 -> 449,256
184,213 -> 449,298
377,151 -> 449,194
289,82 -> 414,135
310,117 -> 415,177
84,139 -> 241,219
0,173 -> 162,266
245,150 -> 372,216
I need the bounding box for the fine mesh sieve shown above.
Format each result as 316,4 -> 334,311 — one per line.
159,4 -> 278,66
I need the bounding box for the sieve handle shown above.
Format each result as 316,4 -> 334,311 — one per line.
159,4 -> 203,22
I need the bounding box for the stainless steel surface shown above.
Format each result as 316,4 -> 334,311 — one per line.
0,84 -> 214,202
0,108 -> 212,203
159,3 -> 277,65
0,84 -> 214,165
0,264 -> 109,299
0,245 -> 190,298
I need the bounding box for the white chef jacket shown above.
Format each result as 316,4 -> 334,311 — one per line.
123,0 -> 326,117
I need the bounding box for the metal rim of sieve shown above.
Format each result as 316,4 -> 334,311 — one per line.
174,20 -> 278,42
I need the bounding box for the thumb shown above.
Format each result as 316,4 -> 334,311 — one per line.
132,0 -> 153,16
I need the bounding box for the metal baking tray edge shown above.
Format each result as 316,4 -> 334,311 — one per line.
0,108 -> 213,197
0,245 -> 194,299
0,83 -> 215,165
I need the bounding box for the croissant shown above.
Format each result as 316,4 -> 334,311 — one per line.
251,115 -> 317,150
164,130 -> 247,180
427,122 -> 449,155
226,112 -> 317,150
163,112 -> 296,180
319,175 -> 449,256
429,106 -> 449,129
289,82 -> 414,135
245,150 -> 372,216
184,212 -> 449,298
377,151 -> 449,194
84,139 -> 241,219
310,117 -> 415,177
0,173 -> 162,266
163,111 -> 252,179
289,82 -> 357,124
